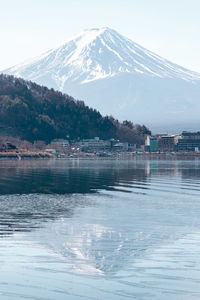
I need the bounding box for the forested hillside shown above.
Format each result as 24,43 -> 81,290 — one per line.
0,74 -> 150,144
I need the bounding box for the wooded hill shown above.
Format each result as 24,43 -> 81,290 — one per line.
0,74 -> 151,144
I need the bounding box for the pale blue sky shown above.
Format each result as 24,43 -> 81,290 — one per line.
1,0 -> 200,72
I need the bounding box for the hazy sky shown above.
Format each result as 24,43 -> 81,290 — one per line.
1,0 -> 200,72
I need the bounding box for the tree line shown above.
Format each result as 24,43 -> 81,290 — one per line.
0,74 -> 151,144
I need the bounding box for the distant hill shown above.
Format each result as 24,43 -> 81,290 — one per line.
0,74 -> 150,144
3,27 -> 200,132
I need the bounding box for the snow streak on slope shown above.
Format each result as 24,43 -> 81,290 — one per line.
4,27 -> 200,91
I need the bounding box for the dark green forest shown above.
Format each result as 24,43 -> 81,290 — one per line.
0,74 -> 151,144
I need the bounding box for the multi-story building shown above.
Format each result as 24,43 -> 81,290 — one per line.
47,139 -> 70,154
112,142 -> 129,151
145,135 -> 176,152
176,131 -> 200,152
145,136 -> 159,152
158,135 -> 175,152
78,137 -> 111,152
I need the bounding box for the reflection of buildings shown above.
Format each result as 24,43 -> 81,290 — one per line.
145,159 -> 179,177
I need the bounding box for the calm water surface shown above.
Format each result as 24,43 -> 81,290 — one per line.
0,159 -> 200,299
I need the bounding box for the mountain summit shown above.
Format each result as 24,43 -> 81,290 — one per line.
3,27 -> 200,131
5,27 -> 200,85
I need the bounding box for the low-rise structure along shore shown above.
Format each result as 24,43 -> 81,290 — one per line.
1,131 -> 200,159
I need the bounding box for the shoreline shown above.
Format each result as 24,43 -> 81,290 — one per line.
1,151 -> 200,160
0,151 -> 54,160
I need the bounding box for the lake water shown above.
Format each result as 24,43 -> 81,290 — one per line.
1,158 -> 200,299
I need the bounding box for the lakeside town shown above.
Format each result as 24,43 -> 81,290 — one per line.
1,130 -> 200,159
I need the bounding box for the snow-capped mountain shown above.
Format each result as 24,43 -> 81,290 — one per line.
3,27 -> 200,132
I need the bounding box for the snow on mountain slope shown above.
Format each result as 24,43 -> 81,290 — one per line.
3,27 -> 200,132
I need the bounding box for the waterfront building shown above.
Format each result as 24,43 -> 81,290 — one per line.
113,142 -> 129,151
78,137 -> 111,152
176,131 -> 200,152
145,136 -> 159,152
47,139 -> 70,154
158,135 -> 175,152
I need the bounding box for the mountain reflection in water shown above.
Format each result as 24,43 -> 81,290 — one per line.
0,159 -> 200,237
1,159 -> 200,299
